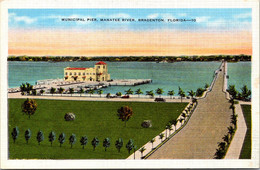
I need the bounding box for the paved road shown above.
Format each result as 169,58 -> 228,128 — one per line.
148,64 -> 233,159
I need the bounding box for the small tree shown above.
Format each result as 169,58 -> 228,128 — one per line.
167,90 -> 175,99
150,138 -> 155,149
79,87 -> 84,97
166,123 -> 173,137
115,138 -> 123,152
36,131 -> 44,145
69,88 -> 74,96
24,129 -> 31,144
103,138 -> 111,151
48,131 -> 56,146
240,85 -> 251,101
11,127 -> 19,143
171,119 -> 178,131
126,139 -> 134,154
21,98 -> 37,119
227,85 -> 237,99
50,87 -> 56,96
97,89 -> 103,98
179,118 -> 184,126
146,90 -> 154,98
32,89 -> 37,95
187,90 -> 196,99
116,92 -> 122,97
178,87 -> 185,102
125,88 -> 133,95
222,134 -> 230,145
228,126 -> 235,136
80,136 -> 88,149
159,133 -> 164,142
156,88 -> 164,97
58,87 -> 65,96
117,106 -> 133,127
58,133 -> 66,147
69,134 -> 76,148
88,89 -> 94,97
91,137 -> 99,151
40,89 -> 45,95
204,83 -> 209,90
135,88 -> 143,98
139,147 -> 146,158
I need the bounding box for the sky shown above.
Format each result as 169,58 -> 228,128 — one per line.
8,9 -> 252,56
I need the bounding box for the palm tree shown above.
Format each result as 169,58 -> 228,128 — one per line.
155,88 -> 164,98
159,133 -> 165,142
146,90 -> 154,98
229,105 -> 236,115
69,88 -> 74,96
222,134 -> 230,144
218,142 -> 226,151
178,87 -> 186,102
58,87 -> 65,96
171,119 -> 178,131
181,112 -> 187,121
187,90 -> 195,99
125,88 -> 133,96
50,87 -> 56,96
139,147 -> 146,158
58,133 -> 65,147
97,89 -> 103,98
79,87 -> 84,97
228,126 -> 235,136
179,118 -> 184,126
116,92 -> 122,97
126,139 -> 134,154
88,89 -> 94,97
150,138 -> 155,149
227,85 -> 238,99
135,88 -> 143,98
204,83 -> 209,90
240,85 -> 251,101
231,114 -> 238,128
24,129 -> 31,144
167,90 -> 174,99
165,123 -> 173,137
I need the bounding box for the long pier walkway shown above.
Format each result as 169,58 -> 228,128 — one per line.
148,62 -> 233,159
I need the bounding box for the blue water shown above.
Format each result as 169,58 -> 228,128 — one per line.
8,61 -> 251,95
227,62 -> 251,91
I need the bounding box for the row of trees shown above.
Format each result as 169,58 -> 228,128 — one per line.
8,54 -> 251,62
227,85 -> 251,101
29,85 -> 209,101
11,127 -> 139,153
214,98 -> 238,159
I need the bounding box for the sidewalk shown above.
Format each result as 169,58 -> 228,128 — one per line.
225,103 -> 248,159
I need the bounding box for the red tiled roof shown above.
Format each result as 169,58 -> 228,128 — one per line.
95,61 -> 107,65
66,68 -> 86,70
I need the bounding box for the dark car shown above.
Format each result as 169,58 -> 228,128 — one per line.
121,95 -> 130,99
154,98 -> 166,102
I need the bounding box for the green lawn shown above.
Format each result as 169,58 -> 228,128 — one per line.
239,104 -> 251,159
8,99 -> 187,159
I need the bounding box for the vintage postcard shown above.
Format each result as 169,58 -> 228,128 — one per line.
0,0 -> 259,169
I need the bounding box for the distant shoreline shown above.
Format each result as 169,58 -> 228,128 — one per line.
7,55 -> 251,62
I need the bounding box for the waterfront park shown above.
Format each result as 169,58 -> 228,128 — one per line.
8,56 -> 252,160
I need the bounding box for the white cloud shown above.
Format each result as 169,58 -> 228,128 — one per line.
195,16 -> 211,23
206,19 -> 226,27
9,12 -> 37,24
109,13 -> 131,18
178,13 -> 187,17
233,12 -> 251,19
147,13 -> 159,19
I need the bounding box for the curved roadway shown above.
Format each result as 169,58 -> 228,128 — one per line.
148,64 -> 232,159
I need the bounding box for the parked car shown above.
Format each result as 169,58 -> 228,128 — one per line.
121,95 -> 130,99
154,98 -> 166,102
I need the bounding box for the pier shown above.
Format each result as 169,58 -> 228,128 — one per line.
147,62 -> 234,159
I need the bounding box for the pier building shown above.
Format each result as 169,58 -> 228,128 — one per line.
64,61 -> 110,82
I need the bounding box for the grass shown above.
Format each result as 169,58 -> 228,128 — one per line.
239,104 -> 251,159
8,99 -> 187,159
